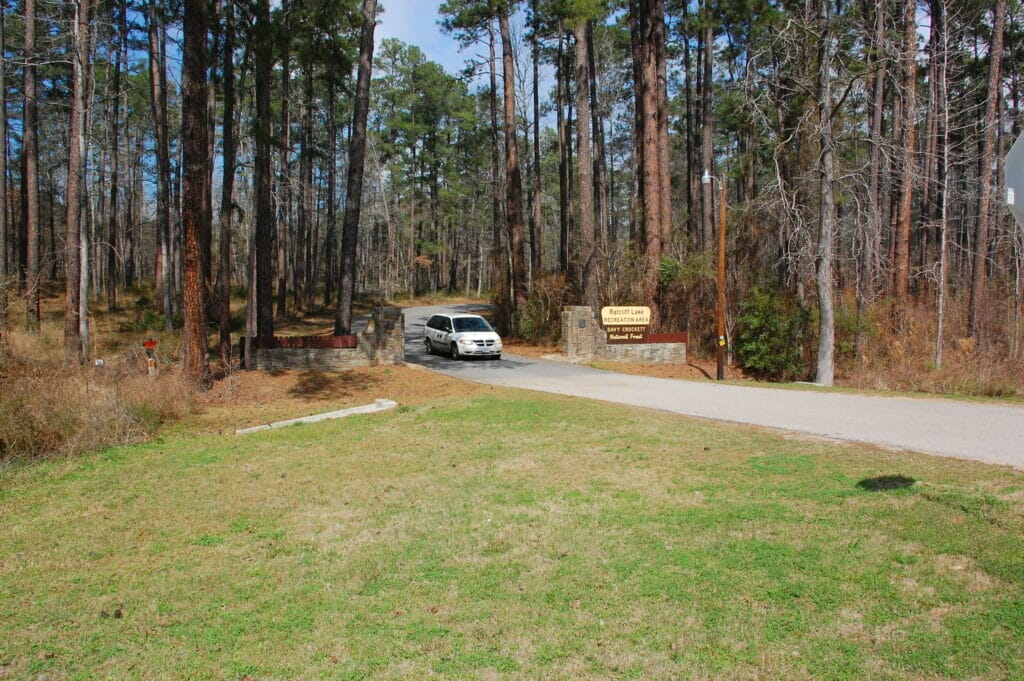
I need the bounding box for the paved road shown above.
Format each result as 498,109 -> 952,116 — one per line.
403,305 -> 1024,469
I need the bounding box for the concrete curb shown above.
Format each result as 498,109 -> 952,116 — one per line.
235,398 -> 398,435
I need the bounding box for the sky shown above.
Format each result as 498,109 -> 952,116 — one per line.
375,0 -> 470,76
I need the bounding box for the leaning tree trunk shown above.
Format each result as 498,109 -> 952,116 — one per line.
182,0 -> 210,385
969,0 -> 1006,339
335,0 -> 377,334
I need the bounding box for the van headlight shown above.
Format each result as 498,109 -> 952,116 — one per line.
458,338 -> 475,346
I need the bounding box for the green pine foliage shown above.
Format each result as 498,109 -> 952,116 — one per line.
734,285 -> 810,381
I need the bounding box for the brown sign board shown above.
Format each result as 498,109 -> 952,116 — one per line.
606,325 -> 648,344
601,307 -> 651,345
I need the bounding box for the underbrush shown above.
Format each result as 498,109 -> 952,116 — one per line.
842,298 -> 1024,399
0,326 -> 195,465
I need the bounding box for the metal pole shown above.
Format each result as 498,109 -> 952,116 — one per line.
716,181 -> 727,381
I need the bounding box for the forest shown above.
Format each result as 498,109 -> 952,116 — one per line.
0,0 -> 1020,391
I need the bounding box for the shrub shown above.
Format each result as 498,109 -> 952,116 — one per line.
511,273 -> 575,344
734,286 -> 810,381
0,341 -> 195,465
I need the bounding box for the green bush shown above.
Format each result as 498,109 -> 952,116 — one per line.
734,286 -> 809,381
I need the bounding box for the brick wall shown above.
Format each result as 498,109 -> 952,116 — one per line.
250,307 -> 405,371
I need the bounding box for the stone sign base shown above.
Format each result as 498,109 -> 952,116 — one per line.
242,307 -> 405,371
560,306 -> 686,364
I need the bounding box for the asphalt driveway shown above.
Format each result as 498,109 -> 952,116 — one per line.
403,305 -> 1024,469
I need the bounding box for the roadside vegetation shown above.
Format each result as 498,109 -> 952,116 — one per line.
2,383 -> 1022,679
0,292 -> 195,465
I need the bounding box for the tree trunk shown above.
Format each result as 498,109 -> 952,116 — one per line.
859,0 -> 886,354
682,1 -> 697,244
892,0 -> 917,305
324,73 -> 338,309
106,0 -> 125,312
277,13 -> 290,319
296,66 -> 313,311
149,0 -> 173,331
218,0 -> 236,365
335,0 -> 377,334
575,20 -> 597,309
557,24 -> 570,274
488,19 -> 503,293
969,0 -> 1006,338
23,0 -> 39,331
589,32 -> 610,247
499,7 -> 528,320
254,0 -> 275,341
700,10 -> 713,255
64,0 -> 93,364
935,0 -> 950,368
633,0 -> 666,329
815,0 -> 835,386
0,0 -> 8,331
531,0 -> 542,275
182,0 -> 210,385
655,0 -> 671,250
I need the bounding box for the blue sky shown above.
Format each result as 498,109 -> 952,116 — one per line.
376,0 -> 468,75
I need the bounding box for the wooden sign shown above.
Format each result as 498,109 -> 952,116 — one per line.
601,306 -> 651,326
601,306 -> 651,344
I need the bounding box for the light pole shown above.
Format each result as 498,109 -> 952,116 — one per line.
701,169 -> 727,381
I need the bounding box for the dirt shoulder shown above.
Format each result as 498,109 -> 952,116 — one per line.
195,364 -> 488,433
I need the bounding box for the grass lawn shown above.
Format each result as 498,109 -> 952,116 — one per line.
2,386 -> 1023,679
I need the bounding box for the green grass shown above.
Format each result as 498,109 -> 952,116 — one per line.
2,390 -> 1023,679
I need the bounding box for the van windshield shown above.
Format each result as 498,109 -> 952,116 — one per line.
454,317 -> 493,332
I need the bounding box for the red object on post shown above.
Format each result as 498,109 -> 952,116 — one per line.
143,339 -> 158,351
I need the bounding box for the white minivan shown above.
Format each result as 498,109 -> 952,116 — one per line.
423,313 -> 503,360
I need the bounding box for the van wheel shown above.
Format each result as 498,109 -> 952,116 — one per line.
450,343 -> 461,360
424,338 -> 433,355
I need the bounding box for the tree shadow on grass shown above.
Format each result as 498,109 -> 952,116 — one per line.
289,370 -> 376,399
857,475 -> 917,492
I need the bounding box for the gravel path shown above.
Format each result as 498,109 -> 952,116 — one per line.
404,305 -> 1024,469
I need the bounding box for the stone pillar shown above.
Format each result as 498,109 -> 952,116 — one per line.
561,306 -> 598,359
360,306 -> 405,366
